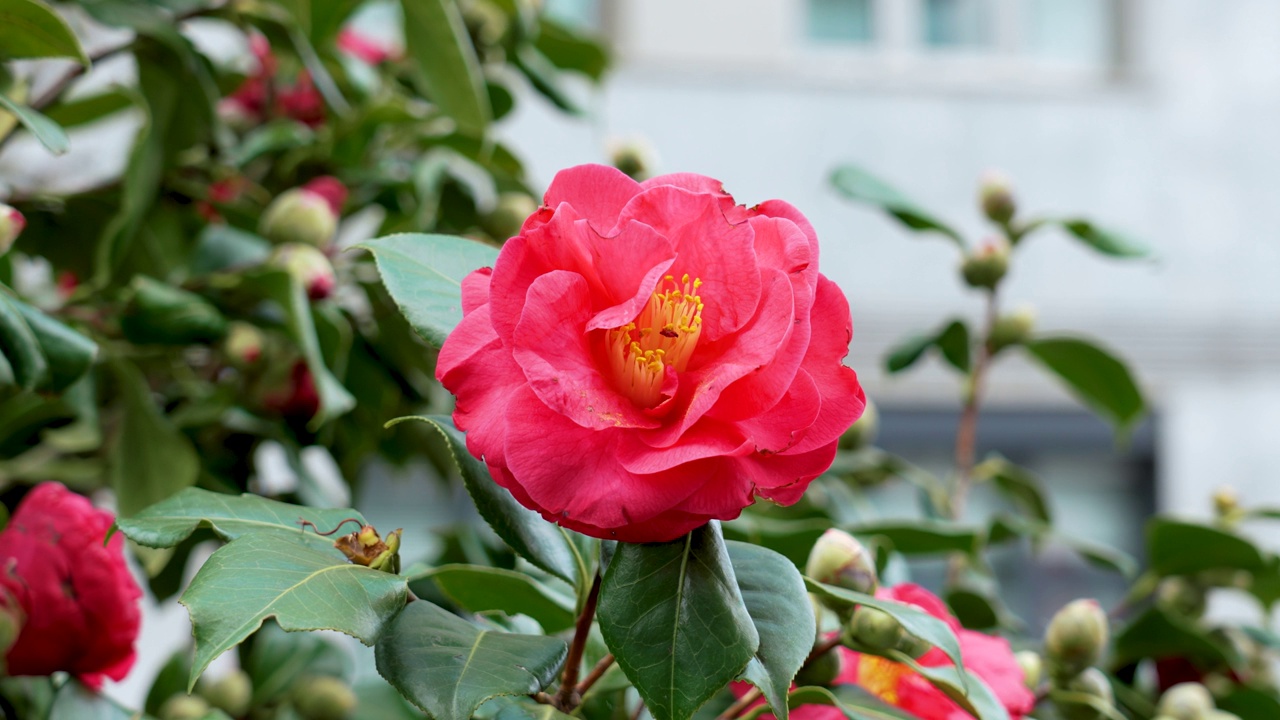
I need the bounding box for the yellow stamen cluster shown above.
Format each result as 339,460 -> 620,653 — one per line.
607,274 -> 704,407
857,654 -> 908,705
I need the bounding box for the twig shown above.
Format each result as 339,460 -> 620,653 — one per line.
576,653 -> 615,696
948,289 -> 999,584
805,635 -> 841,665
553,571 -> 602,712
714,688 -> 761,720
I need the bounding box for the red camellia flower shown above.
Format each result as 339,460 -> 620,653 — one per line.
436,164 -> 865,542
0,483 -> 142,688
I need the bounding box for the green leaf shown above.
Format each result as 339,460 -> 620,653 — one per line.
42,89 -> 132,128
422,564 -> 576,632
181,533 -> 408,687
10,299 -> 96,392
0,0 -> 89,63
190,225 -> 272,275
728,541 -> 816,720
722,515 -> 831,570
374,600 -> 567,720
1059,219 -> 1150,258
850,519 -> 980,556
514,44 -> 583,114
975,455 -> 1052,523
1047,689 -> 1127,720
400,0 -> 491,136
1145,518 -> 1265,576
945,588 -> 999,630
394,415 -> 582,587
1218,686 -> 1280,720
48,679 -> 147,720
114,486 -> 368,550
107,359 -> 199,517
228,119 -> 315,166
1024,336 -> 1145,433
765,686 -> 915,720
120,276 -> 228,345
885,319 -> 970,375
803,579 -> 966,677
1112,606 -> 1241,669
0,93 -> 70,154
535,18 -> 609,80
360,233 -> 499,348
599,523 -> 760,720
830,165 -> 964,246
244,621 -> 349,706
0,293 -> 48,390
885,332 -> 933,374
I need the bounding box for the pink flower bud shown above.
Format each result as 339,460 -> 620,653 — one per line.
0,204 -> 26,256
272,243 -> 337,300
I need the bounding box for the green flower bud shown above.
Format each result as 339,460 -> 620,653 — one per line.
1056,667 -> 1114,720
1213,486 -> 1241,526
794,646 -> 843,687
960,237 -> 1010,290
1157,682 -> 1215,720
610,138 -> 655,181
159,694 -> 211,720
120,276 -> 228,346
259,187 -> 338,248
847,606 -> 903,652
978,171 -> 1016,226
1015,650 -> 1042,690
1044,599 -> 1109,680
0,204 -> 25,256
838,400 -> 879,450
293,675 -> 357,720
481,192 -> 537,242
805,529 -> 878,598
1155,577 -> 1206,619
988,306 -> 1036,353
199,669 -> 253,717
272,243 -> 336,300
223,322 -> 265,367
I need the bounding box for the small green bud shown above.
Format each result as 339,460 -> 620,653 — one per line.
978,171 -> 1016,225
0,204 -> 25,256
838,400 -> 879,450
805,529 -> 878,598
293,675 -> 357,720
847,606 -> 904,652
610,138 -> 655,181
260,187 -> 338,248
1157,682 -> 1215,720
272,243 -> 336,300
223,322 -> 265,367
1044,599 -> 1109,680
1056,667 -> 1114,720
794,646 -> 843,687
159,694 -> 211,720
1156,577 -> 1207,618
1213,486 -> 1241,526
199,669 -> 253,717
481,192 -> 537,242
960,237 -> 1010,290
988,306 -> 1036,353
895,632 -> 931,660
1015,650 -> 1042,690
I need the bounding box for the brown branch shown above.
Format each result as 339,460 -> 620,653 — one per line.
805,635 -> 841,666
553,571 -> 602,712
714,687 -> 761,720
948,289 -> 999,584
576,652 -> 615,696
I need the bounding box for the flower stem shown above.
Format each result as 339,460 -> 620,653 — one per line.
948,289 -> 999,584
715,687 -> 761,720
577,653 -> 615,695
554,570 -> 602,712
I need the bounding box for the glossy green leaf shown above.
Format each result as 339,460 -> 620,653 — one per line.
396,415 -> 582,587
11,299 -> 96,392
181,533 -> 408,687
1145,518 -> 1265,576
360,233 -> 500,348
598,523 -> 760,720
1047,689 -> 1127,720
244,621 -> 349,706
1218,686 -> 1280,720
723,515 -> 830,570
535,18 -> 609,80
48,679 -> 150,720
108,359 -> 199,517
0,93 -> 70,154
515,44 -> 582,114
400,0 -> 491,136
0,294 -> 48,390
423,564 -> 576,632
945,588 -> 1000,630
489,696 -> 578,720
728,542 -> 815,720
189,225 -> 272,275
1112,606 -> 1241,669
42,90 -> 132,128
114,486 -> 368,550
374,600 -> 567,720
885,332 -> 933,374
885,319 -> 970,375
228,120 -> 315,166
830,165 -> 963,246
0,0 -> 89,63
804,579 -> 965,677
975,455 -> 1052,523
1059,219 -> 1150,258
1024,336 -> 1145,433
120,276 -> 227,345
758,686 -> 915,720
851,520 -> 980,556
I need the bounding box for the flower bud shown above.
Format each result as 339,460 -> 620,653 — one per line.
121,276 -> 229,346
223,322 -> 265,367
199,669 -> 253,717
293,675 -> 357,720
838,399 -> 879,450
0,203 -> 25,256
988,305 -> 1036,353
1056,667 -> 1114,720
610,138 -> 655,181
794,645 -> 843,687
1044,599 -> 1109,680
1015,650 -> 1042,690
272,243 -> 337,300
1213,486 -> 1240,521
263,360 -> 320,421
846,606 -> 904,652
481,192 -> 537,242
160,694 -> 212,720
805,529 -> 878,597
960,237 -> 1010,290
979,171 -> 1016,226
259,180 -> 343,248
1156,577 -> 1206,619
1157,682 -> 1215,720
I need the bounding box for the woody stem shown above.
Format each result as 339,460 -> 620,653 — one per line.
554,570 -> 602,712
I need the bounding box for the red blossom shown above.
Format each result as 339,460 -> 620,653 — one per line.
337,28 -> 399,64
0,483 -> 142,688
436,164 -> 866,542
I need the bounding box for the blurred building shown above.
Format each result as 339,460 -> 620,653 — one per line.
506,0 -> 1280,623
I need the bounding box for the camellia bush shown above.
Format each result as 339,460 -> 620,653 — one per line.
3,2 -> 1280,720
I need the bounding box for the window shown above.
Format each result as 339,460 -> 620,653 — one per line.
924,0 -> 993,48
1025,0 -> 1114,66
807,0 -> 875,44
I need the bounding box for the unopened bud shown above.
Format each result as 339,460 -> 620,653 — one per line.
1056,667 -> 1114,720
1157,682 -> 1214,720
988,305 -> 1036,353
121,276 -> 228,346
259,182 -> 341,248
0,204 -> 25,256
1156,577 -> 1206,619
1212,486 -> 1239,521
293,675 -> 357,720
481,192 -> 537,242
272,243 -> 337,300
805,529 -> 878,597
794,646 -> 843,687
960,237 -> 1010,290
1045,599 -> 1109,680
839,400 -> 879,450
979,171 -> 1016,226
1015,650 -> 1042,690
160,694 -> 212,720
610,138 -> 655,181
1204,712 -> 1241,720
199,669 -> 253,717
223,322 -> 265,367
847,606 -> 904,652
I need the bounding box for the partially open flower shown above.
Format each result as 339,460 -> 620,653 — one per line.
0,203 -> 25,256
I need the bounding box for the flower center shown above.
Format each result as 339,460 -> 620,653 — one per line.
857,654 -> 909,706
606,274 -> 704,407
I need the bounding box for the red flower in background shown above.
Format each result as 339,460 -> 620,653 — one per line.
219,33 -> 325,128
0,483 -> 142,688
337,28 -> 400,64
437,164 -> 865,542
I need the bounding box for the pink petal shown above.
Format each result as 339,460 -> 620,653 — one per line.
787,275 -> 866,454
543,164 -> 643,236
